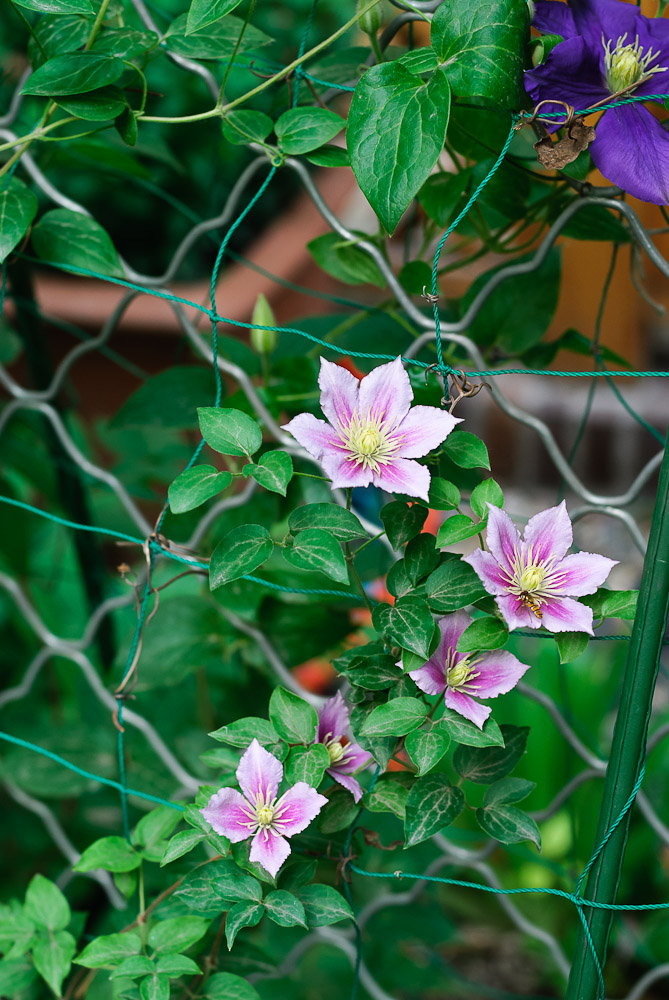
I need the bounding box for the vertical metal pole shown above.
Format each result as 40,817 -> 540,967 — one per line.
566,438 -> 669,1000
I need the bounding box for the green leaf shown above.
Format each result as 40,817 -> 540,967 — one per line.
33,929 -> 76,996
56,87 -> 128,121
305,144 -> 349,168
284,744 -> 330,787
442,431 -> 490,470
225,902 -> 263,949
168,465 -> 232,514
161,830 -> 206,867
148,916 -> 210,955
113,367 -> 216,428
0,959 -> 36,996
348,63 -> 451,233
22,52 -> 123,96
92,28 -> 159,58
453,725 -> 529,783
476,804 -> 541,849
380,501 -> 428,548
156,953 -> 201,977
74,836 -> 141,873
405,776 -> 465,847
209,524 -> 273,588
426,557 -> 486,613
561,204 -> 631,243
140,973 -> 170,1000
427,477 -> 461,511
244,450 -> 293,496
275,107 -> 344,155
431,0 -> 528,108
338,647 -> 403,690
470,478 -> 504,518
176,863 -> 262,912
283,527 -> 348,584
555,630 -> 590,664
269,687 -> 318,744
24,875 -> 70,931
164,14 -> 272,60
0,178 -> 38,263
582,588 -> 638,621
75,932 -> 142,968
405,727 -> 450,776
318,786 -> 360,833
307,232 -> 385,288
294,885 -> 353,927
361,697 -> 428,738
14,0 -> 92,14
263,890 -> 307,928
483,776 -> 535,807
373,596 -> 436,658
418,170 -> 471,228
111,956 -> 155,980
434,709 -> 504,747
288,503 -> 366,542
205,972 -> 260,999
186,0 -> 244,34
115,106 -> 138,146
209,717 -> 279,747
28,13 -> 91,67
31,208 -> 122,277
462,248 -> 561,353
456,616 -> 509,653
222,110 -> 274,146
364,772 -> 413,819
198,407 -> 262,458
436,514 -> 483,547
134,807 -> 181,850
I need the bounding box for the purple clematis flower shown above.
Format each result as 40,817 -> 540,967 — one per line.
525,0 -> 669,204
314,691 -> 372,803
463,501 -> 617,635
201,739 -> 327,878
282,356 -> 460,502
408,612 -> 531,729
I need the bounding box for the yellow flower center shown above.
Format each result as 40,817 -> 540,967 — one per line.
256,805 -> 274,828
604,33 -> 665,94
519,565 -> 546,592
337,410 -> 402,474
326,739 -> 345,765
447,659 -> 474,690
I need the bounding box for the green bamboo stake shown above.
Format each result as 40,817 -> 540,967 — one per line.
566,438 -> 669,1000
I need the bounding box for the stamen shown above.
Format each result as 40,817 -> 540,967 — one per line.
603,32 -> 666,94
336,409 -> 403,474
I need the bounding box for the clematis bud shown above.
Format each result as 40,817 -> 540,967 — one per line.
250,293 -> 277,354
357,0 -> 383,37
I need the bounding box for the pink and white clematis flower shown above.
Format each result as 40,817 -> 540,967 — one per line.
315,691 -> 372,803
201,739 -> 327,878
464,501 -> 617,635
282,356 -> 460,502
408,612 -> 531,729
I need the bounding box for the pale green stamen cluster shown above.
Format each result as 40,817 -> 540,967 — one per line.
240,788 -> 289,834
603,33 -> 665,94
445,649 -> 481,695
323,732 -> 354,768
503,545 -> 567,613
337,409 -> 402,474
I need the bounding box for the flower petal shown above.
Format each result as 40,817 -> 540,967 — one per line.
329,769 -> 365,802
540,596 -> 594,635
321,451 -> 374,489
200,788 -> 255,843
590,104 -> 669,205
523,500 -> 573,564
316,691 -> 350,743
318,357 -> 360,428
443,689 -> 491,730
495,594 -> 542,631
524,35 -> 608,132
484,504 -> 521,573
553,552 -> 617,596
394,406 -> 462,459
282,413 -> 340,460
236,739 -> 283,804
573,0 -> 647,50
372,457 -> 430,502
358,356 -> 413,428
463,550 -> 510,597
409,658 -> 446,696
470,651 -> 531,699
336,742 -> 373,775
532,1 -> 577,38
272,783 -> 328,837
435,611 -> 472,659
250,828 -> 291,878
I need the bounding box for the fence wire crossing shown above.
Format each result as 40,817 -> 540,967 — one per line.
1,1 -> 669,999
